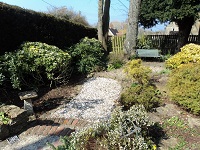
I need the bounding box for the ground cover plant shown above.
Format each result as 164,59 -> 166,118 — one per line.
0,112 -> 11,125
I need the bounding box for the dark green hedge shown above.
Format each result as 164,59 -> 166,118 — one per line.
0,2 -> 97,55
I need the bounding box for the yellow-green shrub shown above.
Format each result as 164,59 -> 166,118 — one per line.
165,43 -> 200,69
120,84 -> 161,111
122,59 -> 161,111
167,63 -> 200,115
124,59 -> 152,85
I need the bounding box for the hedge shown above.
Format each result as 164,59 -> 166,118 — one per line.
0,2 -> 97,55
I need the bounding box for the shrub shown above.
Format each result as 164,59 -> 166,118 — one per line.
165,43 -> 200,69
167,63 -> 200,115
107,51 -> 125,71
50,105 -> 155,150
1,42 -> 71,89
120,84 -> 161,111
68,37 -> 105,74
137,35 -> 153,49
123,59 -> 152,85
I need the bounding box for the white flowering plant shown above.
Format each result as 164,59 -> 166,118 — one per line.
50,105 -> 156,150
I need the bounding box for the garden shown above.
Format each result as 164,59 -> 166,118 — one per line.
0,35 -> 200,149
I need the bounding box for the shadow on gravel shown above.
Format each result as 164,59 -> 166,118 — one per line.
14,119 -> 75,150
15,128 -> 74,150
15,135 -> 60,150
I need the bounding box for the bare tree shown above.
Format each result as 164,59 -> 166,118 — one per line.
124,0 -> 141,58
46,6 -> 90,27
98,0 -> 111,51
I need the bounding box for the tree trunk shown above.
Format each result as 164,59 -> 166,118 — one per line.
176,17 -> 195,53
98,0 -> 103,42
198,23 -> 200,44
98,0 -> 110,51
124,0 -> 141,58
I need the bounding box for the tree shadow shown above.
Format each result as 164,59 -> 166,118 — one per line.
148,122 -> 168,146
9,119 -> 75,150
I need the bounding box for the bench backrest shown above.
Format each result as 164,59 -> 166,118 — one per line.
136,49 -> 160,57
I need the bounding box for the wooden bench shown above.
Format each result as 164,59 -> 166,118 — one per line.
136,49 -> 161,58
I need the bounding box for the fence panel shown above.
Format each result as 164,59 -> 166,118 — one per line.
111,35 -> 125,55
111,35 -> 199,55
147,35 -> 199,54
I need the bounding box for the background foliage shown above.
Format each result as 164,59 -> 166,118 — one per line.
139,0 -> 200,27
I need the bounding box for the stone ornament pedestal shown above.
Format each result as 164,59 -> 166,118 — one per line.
23,99 -> 33,114
18,91 -> 38,115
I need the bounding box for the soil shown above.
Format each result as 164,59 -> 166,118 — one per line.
1,61 -> 200,149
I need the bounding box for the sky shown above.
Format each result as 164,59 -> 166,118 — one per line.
0,0 -> 165,31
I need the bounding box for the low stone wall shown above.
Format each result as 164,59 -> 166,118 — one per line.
0,105 -> 29,140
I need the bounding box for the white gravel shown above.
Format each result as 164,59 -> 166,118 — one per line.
53,77 -> 122,122
1,135 -> 59,150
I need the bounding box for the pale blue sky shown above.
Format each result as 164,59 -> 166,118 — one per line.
0,0 -> 165,31
0,0 -> 129,25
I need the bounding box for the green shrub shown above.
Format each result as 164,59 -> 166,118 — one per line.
165,43 -> 200,69
68,37 -> 105,74
1,42 -> 71,89
50,105 -> 155,150
120,84 -> 161,111
137,35 -> 153,49
167,63 -> 200,115
107,51 -> 125,71
124,59 -> 152,85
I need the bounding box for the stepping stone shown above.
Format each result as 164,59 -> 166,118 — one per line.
188,117 -> 200,128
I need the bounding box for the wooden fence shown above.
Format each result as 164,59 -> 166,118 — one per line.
110,35 -> 126,54
110,35 -> 199,55
147,35 -> 199,54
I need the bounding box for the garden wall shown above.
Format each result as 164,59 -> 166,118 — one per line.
0,2 -> 97,55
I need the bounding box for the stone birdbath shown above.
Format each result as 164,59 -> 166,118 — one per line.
18,91 -> 38,115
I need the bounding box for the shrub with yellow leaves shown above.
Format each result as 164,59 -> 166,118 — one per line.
123,59 -> 152,85
167,63 -> 200,115
165,43 -> 200,69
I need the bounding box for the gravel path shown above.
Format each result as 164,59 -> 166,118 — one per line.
1,77 -> 121,150
53,77 -> 122,122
